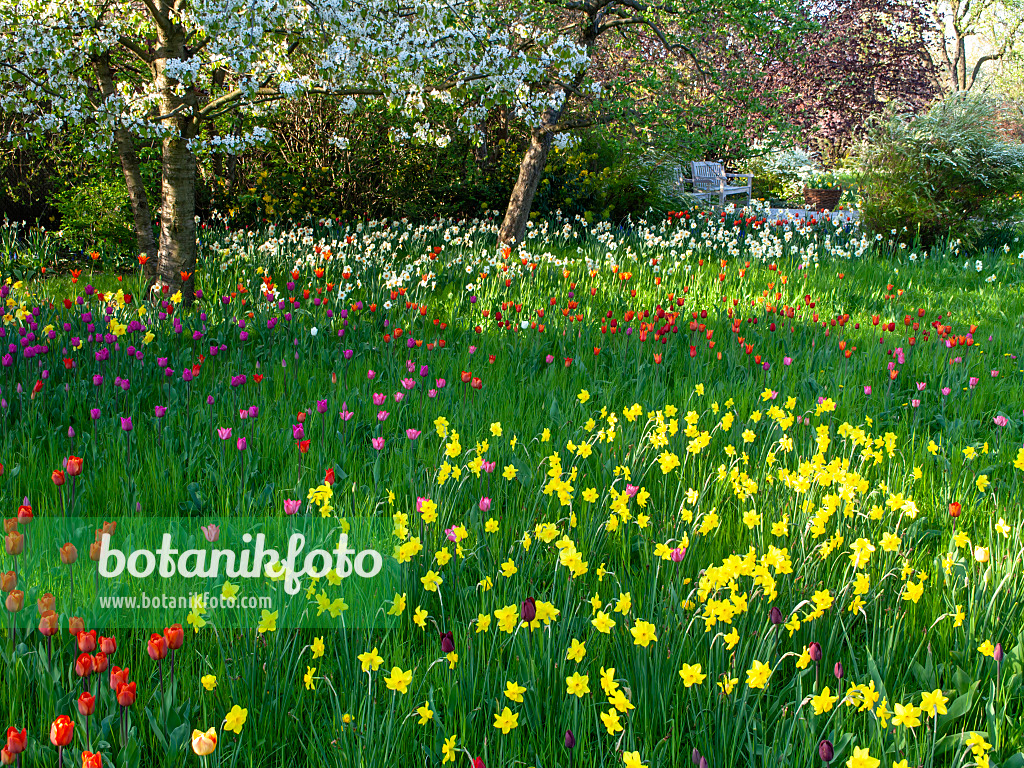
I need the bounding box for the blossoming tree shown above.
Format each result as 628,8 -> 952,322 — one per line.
0,0 -> 587,301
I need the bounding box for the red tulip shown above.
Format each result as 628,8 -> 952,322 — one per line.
949,502 -> 961,518
66,456 -> 84,476
78,692 -> 96,716
116,681 -> 137,707
75,653 -> 93,678
99,635 -> 117,655
109,666 -> 130,691
78,629 -> 97,653
49,715 -> 74,747
164,624 -> 184,651
4,728 -> 26,755
52,470 -> 66,486
147,632 -> 168,660
92,652 -> 108,674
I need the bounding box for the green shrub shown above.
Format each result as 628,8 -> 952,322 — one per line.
853,93 -> 1024,246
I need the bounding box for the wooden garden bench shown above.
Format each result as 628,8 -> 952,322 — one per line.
677,161 -> 753,208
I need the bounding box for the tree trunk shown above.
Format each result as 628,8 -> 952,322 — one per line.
498,117 -> 555,244
152,23 -> 199,305
156,135 -> 197,305
94,57 -> 158,282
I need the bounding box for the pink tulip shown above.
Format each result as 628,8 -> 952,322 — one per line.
406,429 -> 421,440
372,393 -> 386,406
479,497 -> 491,513
863,386 -> 871,395
201,524 -> 220,542
284,499 -> 301,515
371,437 -> 384,450
217,427 -> 232,440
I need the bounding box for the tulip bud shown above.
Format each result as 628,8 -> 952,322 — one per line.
38,610 -> 59,636
520,597 -> 537,623
472,759 -> 485,768
116,681 -> 137,707
75,653 -> 93,677
5,728 -> 27,755
819,739 -> 834,764
78,629 -> 97,653
698,758 -> 708,768
994,643 -> 1004,662
164,623 -> 184,651
833,662 -> 843,680
37,593 -> 56,615
60,543 -> 78,565
190,727 -> 217,756
564,729 -> 576,750
0,571 -> 15,593
769,606 -> 783,625
78,692 -> 96,716
147,632 -> 168,660
4,590 -> 24,613
89,540 -> 102,561
691,748 -> 701,765
808,642 -> 822,661
4,532 -> 24,557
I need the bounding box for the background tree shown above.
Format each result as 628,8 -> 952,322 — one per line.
925,0 -> 1024,93
494,0 -> 810,243
0,0 -> 585,301
753,0 -> 938,164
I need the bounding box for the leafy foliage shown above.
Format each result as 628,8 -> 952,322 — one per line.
854,92 -> 1024,246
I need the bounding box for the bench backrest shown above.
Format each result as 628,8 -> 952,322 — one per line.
691,161 -> 725,191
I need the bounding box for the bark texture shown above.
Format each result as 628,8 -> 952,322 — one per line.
498,116 -> 556,244
94,56 -> 159,283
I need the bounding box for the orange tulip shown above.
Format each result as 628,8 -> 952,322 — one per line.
0,572 -> 14,593
82,751 -> 103,768
49,715 -> 74,747
4,532 -> 24,557
116,681 -> 136,707
68,616 -> 85,635
77,629 -> 97,653
4,590 -> 23,613
66,456 -> 84,476
37,593 -> 56,614
164,624 -> 184,651
38,610 -> 59,637
60,543 -> 78,565
147,633 -> 168,660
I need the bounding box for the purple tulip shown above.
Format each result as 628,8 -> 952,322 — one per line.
237,437 -> 247,451
120,417 -> 133,432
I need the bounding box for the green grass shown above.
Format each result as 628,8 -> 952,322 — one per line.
1,210 -> 1023,768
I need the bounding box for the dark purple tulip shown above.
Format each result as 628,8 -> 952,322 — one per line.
440,632 -> 454,654
769,606 -> 783,625
316,400 -> 328,414
520,597 -> 536,623
808,642 -> 822,661
564,729 -> 576,749
833,662 -> 843,680
154,406 -> 167,418
90,408 -> 100,420
819,739 -> 834,764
